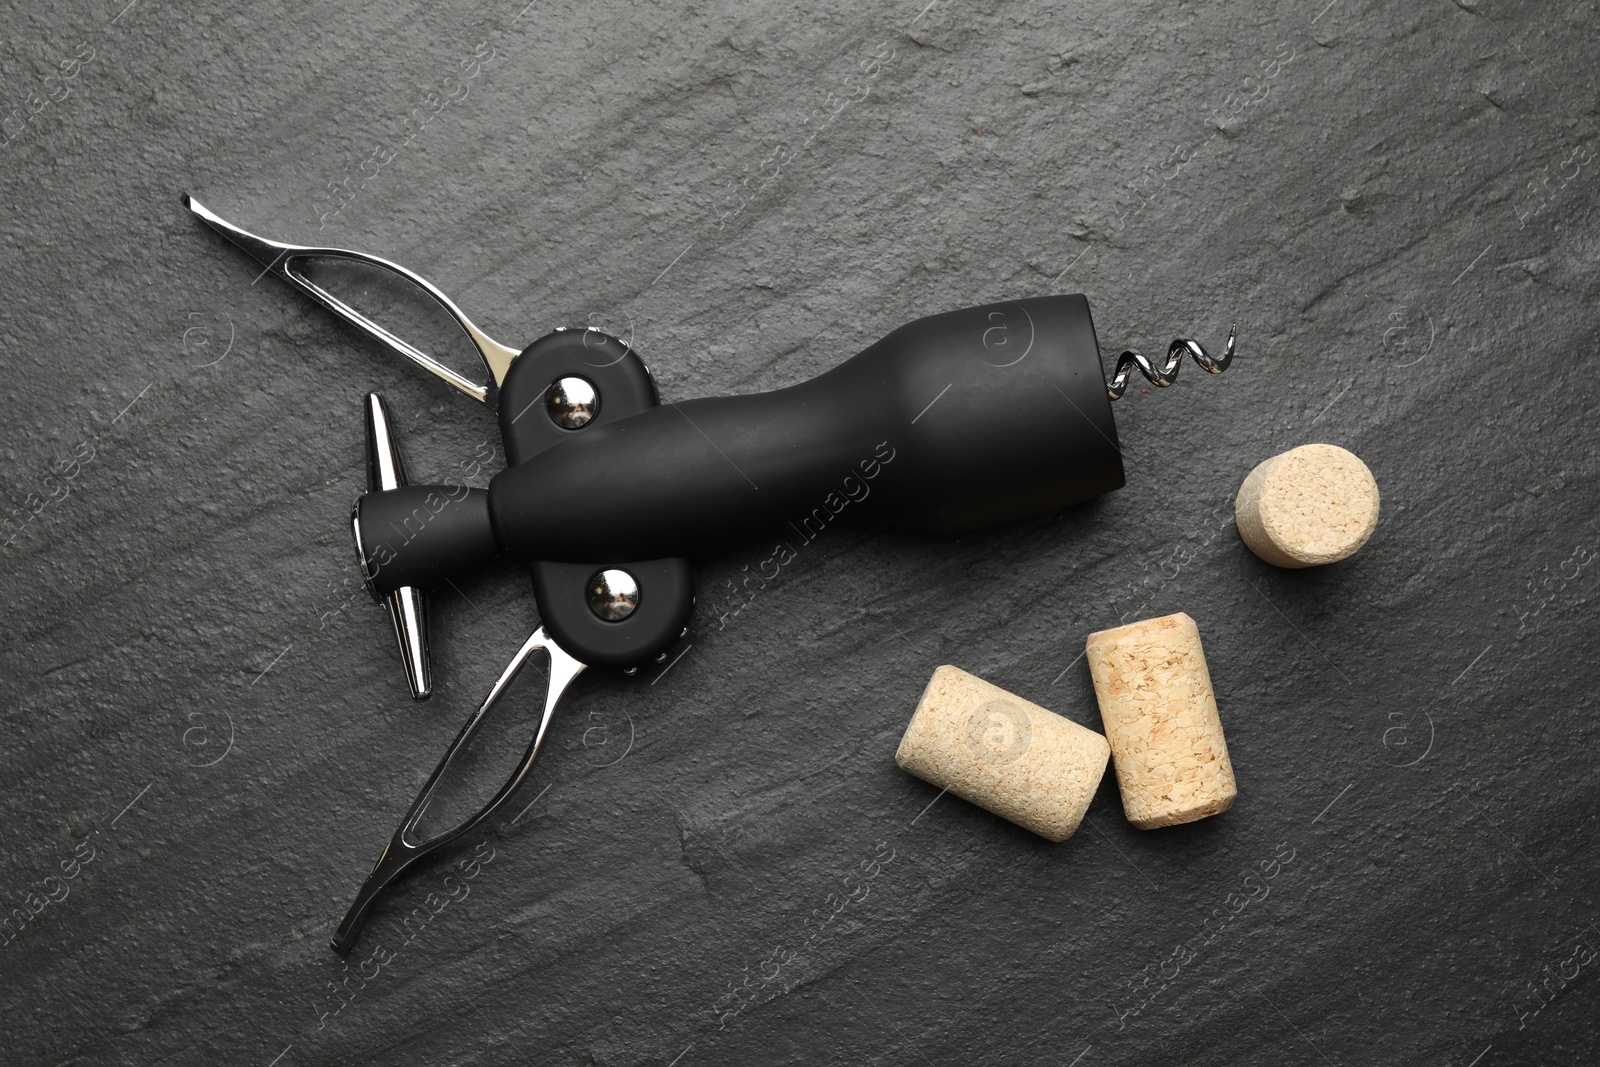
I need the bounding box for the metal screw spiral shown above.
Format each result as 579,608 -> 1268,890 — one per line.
1106,324 -> 1237,401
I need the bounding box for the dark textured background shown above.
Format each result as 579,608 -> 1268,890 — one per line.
2,0 -> 1597,1064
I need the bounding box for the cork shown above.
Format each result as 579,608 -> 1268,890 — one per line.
1085,613 -> 1235,829
1234,443 -> 1379,568
894,666 -> 1110,842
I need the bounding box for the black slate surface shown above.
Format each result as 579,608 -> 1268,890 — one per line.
3,1 -> 1598,1064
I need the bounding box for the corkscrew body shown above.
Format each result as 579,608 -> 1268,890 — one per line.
183,195 -> 1239,954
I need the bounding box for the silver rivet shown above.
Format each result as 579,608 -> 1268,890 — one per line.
623,666 -> 639,676
655,652 -> 669,663
586,568 -> 639,621
547,376 -> 600,429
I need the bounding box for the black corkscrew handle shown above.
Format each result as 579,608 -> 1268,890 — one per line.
358,295 -> 1127,597
491,294 -> 1124,562
359,296 -> 1125,584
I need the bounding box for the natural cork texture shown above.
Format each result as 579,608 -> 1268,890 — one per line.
1085,613 -> 1236,829
1234,443 -> 1379,568
895,666 -> 1111,842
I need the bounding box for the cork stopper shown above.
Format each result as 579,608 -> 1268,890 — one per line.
895,666 -> 1110,842
1234,443 -> 1379,568
1085,613 -> 1236,829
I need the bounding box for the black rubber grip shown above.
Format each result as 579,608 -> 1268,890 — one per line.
487,295 -> 1123,563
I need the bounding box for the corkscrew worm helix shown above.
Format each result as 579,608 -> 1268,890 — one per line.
1107,324 -> 1238,400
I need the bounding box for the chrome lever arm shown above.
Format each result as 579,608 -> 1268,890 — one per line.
183,195 -> 520,407
331,626 -> 586,954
